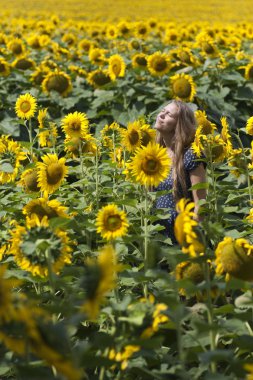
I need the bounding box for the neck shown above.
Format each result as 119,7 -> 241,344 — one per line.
160,132 -> 174,149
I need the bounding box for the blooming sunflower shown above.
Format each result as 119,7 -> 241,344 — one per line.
147,52 -> 170,77
30,66 -> 49,85
18,168 -> 40,193
23,197 -> 69,220
81,244 -> 119,319
121,120 -> 142,152
64,134 -> 98,157
15,93 -> 37,120
228,148 -> 247,178
170,73 -> 196,102
38,124 -> 58,148
0,135 -> 27,183
195,110 -> 216,135
42,70 -> 72,97
215,237 -> 253,281
175,261 -> 205,295
246,116 -> 253,135
220,116 -> 233,152
12,56 -> 36,71
61,111 -> 89,138
78,38 -> 93,53
87,69 -> 111,88
127,142 -> 171,187
0,58 -> 10,76
109,345 -> 140,370
38,108 -> 48,128
134,21 -> 149,39
96,204 -> 129,241
140,124 -> 156,146
131,53 -> 148,70
88,48 -> 106,66
244,63 -> 253,80
204,134 -> 228,163
36,153 -> 68,196
100,121 -> 123,149
9,215 -> 72,278
108,54 -> 126,81
7,38 -> 25,55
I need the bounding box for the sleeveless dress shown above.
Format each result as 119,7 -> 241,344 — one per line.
154,148 -> 205,243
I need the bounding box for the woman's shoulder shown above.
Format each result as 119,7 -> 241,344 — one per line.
183,147 -> 206,170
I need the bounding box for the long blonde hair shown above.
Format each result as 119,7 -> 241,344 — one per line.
155,99 -> 196,200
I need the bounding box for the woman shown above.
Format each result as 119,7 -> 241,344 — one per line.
154,99 -> 206,243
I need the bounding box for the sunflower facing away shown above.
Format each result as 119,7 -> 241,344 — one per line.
0,135 -> 27,183
87,69 -> 111,88
127,142 -> 171,187
246,116 -> 253,135
18,168 -> 40,193
15,93 -> 37,120
36,153 -> 68,196
108,54 -> 126,81
42,70 -> 72,97
96,204 -> 129,241
61,111 -> 89,138
23,197 -> 70,221
9,214 -> 72,278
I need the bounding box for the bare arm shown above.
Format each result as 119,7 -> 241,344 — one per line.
189,163 -> 207,219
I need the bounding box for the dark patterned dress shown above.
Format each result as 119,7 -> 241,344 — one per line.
154,148 -> 205,243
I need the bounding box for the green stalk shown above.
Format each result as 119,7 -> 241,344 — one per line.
45,248 -> 55,293
143,185 -> 149,298
207,143 -> 218,215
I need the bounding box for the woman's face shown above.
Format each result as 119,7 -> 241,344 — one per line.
155,102 -> 178,134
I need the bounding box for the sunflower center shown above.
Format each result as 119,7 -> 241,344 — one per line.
112,63 -> 121,76
202,42 -> 215,54
211,144 -> 225,160
173,78 -> 191,99
106,215 -> 122,231
198,118 -> 212,134
11,42 -> 22,54
46,75 -> 69,94
219,242 -> 253,280
29,204 -> 58,219
129,130 -> 140,145
93,71 -> 111,86
23,170 -> 39,192
70,121 -> 81,131
142,158 -> 158,173
20,101 -> 31,113
46,163 -> 64,185
138,27 -> 147,35
153,58 -> 167,72
136,56 -> 147,66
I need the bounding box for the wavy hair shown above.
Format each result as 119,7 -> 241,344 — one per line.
155,99 -> 196,200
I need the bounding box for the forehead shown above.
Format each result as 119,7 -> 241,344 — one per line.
164,102 -> 178,114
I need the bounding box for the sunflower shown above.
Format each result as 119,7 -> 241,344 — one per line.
96,204 -> 129,241
131,53 -> 148,69
0,58 -> 10,76
15,93 -> 37,120
88,48 -> 106,66
108,54 -> 126,81
39,124 -> 58,148
18,168 -> 40,193
127,142 -> 171,187
177,47 -> 195,65
42,70 -> 72,97
78,39 -> 93,53
147,52 -> 170,76
36,153 -> 68,196
140,124 -> 156,146
23,198 -> 69,220
0,265 -> 22,321
9,215 -> 72,278
244,63 -> 253,80
7,38 -> 25,55
109,345 -> 140,370
0,135 -> 27,183
100,121 -> 123,149
195,110 -> 216,135
175,261 -> 205,295
109,147 -> 125,168
215,237 -> 253,281
106,25 -> 118,39
121,120 -> 142,152
61,111 -> 89,138
12,56 -> 36,71
204,134 -> 228,163
228,148 -> 247,178
170,73 -> 196,102
26,35 -> 42,49
30,66 -> 49,85
87,69 -> 111,88
246,116 -> 253,135
134,21 -> 150,39
117,20 -> 131,37
64,134 -> 98,157
61,32 -> 77,46
81,245 -> 119,320
220,116 -> 233,152
174,198 -> 205,257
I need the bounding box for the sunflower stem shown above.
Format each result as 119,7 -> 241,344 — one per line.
207,144 -> 218,217
203,261 -> 217,373
95,146 -> 99,211
26,119 -> 33,159
143,186 -> 149,298
45,248 -> 55,293
79,141 -> 85,197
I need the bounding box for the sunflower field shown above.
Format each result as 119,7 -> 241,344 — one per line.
0,1 -> 253,379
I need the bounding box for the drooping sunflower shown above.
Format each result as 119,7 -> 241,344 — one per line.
9,215 -> 72,278
64,134 -> 98,157
81,244 -> 119,320
88,48 -> 106,66
108,54 -> 126,81
42,70 -> 72,97
38,124 -> 58,148
36,153 -> 68,196
121,120 -> 142,152
100,121 -> 123,149
128,142 -> 171,187
0,135 -> 27,184
204,134 -> 228,163
170,73 -> 196,102
147,52 -> 170,77
175,261 -> 205,295
87,69 -> 111,88
15,93 -> 37,120
215,237 -> 253,281
18,168 -> 40,193
96,204 -> 129,241
246,116 -> 253,135
7,38 -> 25,55
61,111 -> 89,138
23,197 -> 69,220
131,53 -> 148,70
0,58 -> 10,76
12,56 -> 36,71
